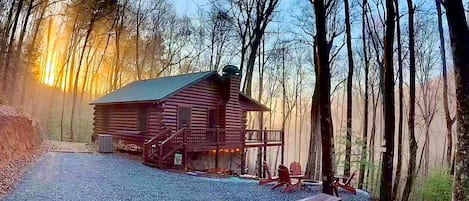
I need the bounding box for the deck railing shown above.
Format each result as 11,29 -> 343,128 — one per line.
142,128 -> 284,168
244,129 -> 283,144
181,128 -> 283,145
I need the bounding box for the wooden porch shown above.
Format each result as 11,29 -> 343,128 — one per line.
117,128 -> 285,171
99,128 -> 284,174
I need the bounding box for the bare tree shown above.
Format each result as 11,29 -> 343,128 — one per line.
380,0 -> 395,200
441,0 -> 469,199
435,0 -> 455,170
402,0 -> 417,200
343,0 -> 354,179
392,0 -> 404,199
415,21 -> 440,177
358,0 -> 369,190
229,0 -> 279,97
310,0 -> 337,195
2,0 -> 24,92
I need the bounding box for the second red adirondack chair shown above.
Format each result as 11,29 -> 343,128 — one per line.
272,165 -> 302,192
259,162 -> 278,185
333,171 -> 357,195
289,162 -> 302,176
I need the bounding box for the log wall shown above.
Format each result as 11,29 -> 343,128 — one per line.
93,103 -> 164,135
162,76 -> 223,130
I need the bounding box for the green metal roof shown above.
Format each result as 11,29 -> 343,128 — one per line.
91,71 -> 216,105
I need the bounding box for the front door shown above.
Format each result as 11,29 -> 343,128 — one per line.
178,107 -> 191,130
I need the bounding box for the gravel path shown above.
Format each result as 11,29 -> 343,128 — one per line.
3,152 -> 369,201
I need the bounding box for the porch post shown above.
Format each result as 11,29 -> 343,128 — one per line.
241,130 -> 246,175
263,127 -> 267,178
281,129 -> 285,165
215,129 -> 219,169
257,112 -> 264,178
183,129 -> 187,170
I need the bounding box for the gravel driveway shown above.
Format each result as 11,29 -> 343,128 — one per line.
3,152 -> 369,201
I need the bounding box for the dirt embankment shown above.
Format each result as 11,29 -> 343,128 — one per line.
0,105 -> 42,196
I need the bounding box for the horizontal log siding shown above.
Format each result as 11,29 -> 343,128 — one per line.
224,75 -> 242,143
93,104 -> 163,135
163,78 -> 223,131
192,107 -> 208,129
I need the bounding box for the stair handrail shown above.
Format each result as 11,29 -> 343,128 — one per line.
143,128 -> 171,163
157,128 -> 186,167
145,128 -> 171,145
159,128 -> 186,146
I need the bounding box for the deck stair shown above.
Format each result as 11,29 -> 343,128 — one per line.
143,128 -> 186,168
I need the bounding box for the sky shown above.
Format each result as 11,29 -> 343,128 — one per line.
173,0 -> 209,16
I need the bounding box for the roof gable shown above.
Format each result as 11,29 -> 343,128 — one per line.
91,71 -> 216,105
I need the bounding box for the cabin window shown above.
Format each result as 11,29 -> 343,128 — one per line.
102,108 -> 109,131
178,107 -> 192,130
138,107 -> 148,131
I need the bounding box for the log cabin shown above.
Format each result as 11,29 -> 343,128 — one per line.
91,65 -> 284,175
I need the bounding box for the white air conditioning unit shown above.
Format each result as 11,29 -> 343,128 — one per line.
98,134 -> 113,153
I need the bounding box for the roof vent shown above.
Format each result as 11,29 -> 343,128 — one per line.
222,65 -> 240,76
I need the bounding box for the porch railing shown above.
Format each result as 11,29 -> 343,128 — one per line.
244,129 -> 283,144
142,128 -> 284,168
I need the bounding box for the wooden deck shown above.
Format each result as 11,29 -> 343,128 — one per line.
101,128 -> 284,172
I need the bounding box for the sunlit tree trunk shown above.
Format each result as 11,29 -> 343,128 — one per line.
135,0 -> 142,80
10,0 -> 34,102
70,7 -> 98,141
2,0 -> 24,93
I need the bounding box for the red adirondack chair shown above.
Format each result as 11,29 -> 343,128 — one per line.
289,162 -> 302,176
258,162 -> 278,185
272,165 -> 303,192
333,171 -> 357,195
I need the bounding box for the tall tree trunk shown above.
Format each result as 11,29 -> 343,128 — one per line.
442,0 -> 469,200
393,0 -> 404,199
436,0 -> 455,170
312,0 -> 334,195
306,40 -> 321,180
241,0 -> 278,97
380,0 -> 395,200
402,1 -> 417,200
257,40 -> 264,178
344,0 -> 354,179
358,0 -> 369,190
135,0 -> 142,80
10,0 -> 33,101
244,35 -> 261,97
2,0 -> 24,93
367,84 -> 378,193
21,0 -> 49,105
70,15 -> 96,141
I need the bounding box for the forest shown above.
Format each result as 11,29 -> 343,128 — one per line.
0,0 -> 468,200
